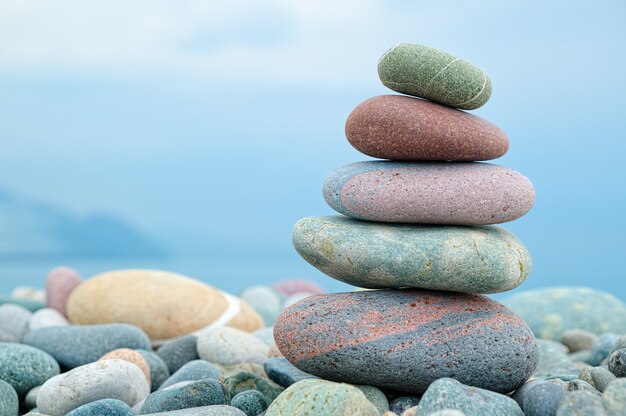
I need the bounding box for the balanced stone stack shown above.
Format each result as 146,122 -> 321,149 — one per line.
275,44 -> 539,396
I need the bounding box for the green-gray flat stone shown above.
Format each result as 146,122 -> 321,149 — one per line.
378,43 -> 492,110
292,216 -> 531,294
0,380 -> 18,416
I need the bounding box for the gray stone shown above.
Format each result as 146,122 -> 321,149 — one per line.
556,391 -> 607,416
0,380 -> 18,416
590,333 -> 621,366
0,304 -> 31,341
390,396 -> 420,414
560,329 -> 597,352
139,378 -> 225,414
511,379 -> 547,409
140,405 -> 246,415
602,378 -> 626,416
159,359 -> 221,390
136,349 -> 170,391
0,342 -> 60,396
608,348 -> 626,377
523,382 -> 565,416
264,357 -> 317,387
534,340 -> 580,380
230,390 -> 267,416
156,335 -> 199,374
357,385 -> 390,414
65,399 -> 135,416
24,386 -> 41,410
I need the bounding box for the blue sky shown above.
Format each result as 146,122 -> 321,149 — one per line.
1,0 -> 625,295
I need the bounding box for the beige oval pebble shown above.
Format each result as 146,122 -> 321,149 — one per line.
99,348 -> 151,387
66,270 -> 263,340
197,326 -> 269,366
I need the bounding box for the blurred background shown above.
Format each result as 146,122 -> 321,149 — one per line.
1,0 -> 624,298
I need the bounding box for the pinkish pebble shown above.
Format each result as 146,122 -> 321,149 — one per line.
46,266 -> 82,317
272,280 -> 324,297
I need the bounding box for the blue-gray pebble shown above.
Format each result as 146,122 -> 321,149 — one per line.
534,340 -> 580,380
156,335 -> 200,374
136,349 -> 170,391
0,342 -> 60,396
523,382 -> 565,416
390,396 -> 421,413
0,380 -> 18,416
608,348 -> 626,377
230,390 -> 267,416
140,378 -> 225,414
159,359 -> 221,390
590,333 -> 621,366
0,296 -> 44,312
512,379 -> 547,410
65,399 -> 135,416
23,324 -> 150,368
264,357 -> 317,387
556,391 -> 607,416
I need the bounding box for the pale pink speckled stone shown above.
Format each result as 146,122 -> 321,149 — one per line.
46,266 -> 82,317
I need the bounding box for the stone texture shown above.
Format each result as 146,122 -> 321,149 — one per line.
29,308 -> 70,331
139,378 -> 225,414
511,379 -> 546,410
46,266 -> 82,316
324,161 -> 534,225
602,378 -> 626,415
274,289 -> 537,394
378,43 -> 492,110
230,390 -> 267,416
157,335 -> 200,374
345,95 -> 506,161
0,296 -> 44,312
23,323 -> 151,369
523,382 -> 566,416
24,386 -> 40,410
390,396 -> 421,414
197,327 -> 269,366
0,304 -> 31,341
293,216 -> 531,294
503,287 -> 626,340
138,406 -> 246,415
0,342 -> 60,396
136,349 -> 171,391
264,357 -> 317,387
357,385 -> 389,414
0,380 -> 18,416
556,391 -> 607,416
239,285 -> 282,326
37,359 -> 150,416
590,333 -> 621,366
159,360 -> 221,390
560,329 -> 597,352
533,340 -> 580,380
608,348 -> 626,377
265,379 -> 379,416
221,369 -> 283,404
99,348 -> 151,386
65,399 -> 135,416
66,270 -> 263,340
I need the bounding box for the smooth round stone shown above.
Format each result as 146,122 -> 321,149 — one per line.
549,379 -> 600,396
271,280 -> 323,297
23,323 -> 151,369
602,378 -> 626,415
0,380 -> 18,416
67,270 -> 263,340
357,385 -> 389,414
139,378 -> 225,414
390,396 -> 421,414
533,340 -> 580,380
137,405 -> 246,416
0,296 -> 44,312
292,216 -> 531,294
156,335 -> 200,374
221,369 -> 283,404
590,333 -> 621,366
512,379 -> 547,410
609,335 -> 626,356
37,359 -> 150,416
0,304 -> 31,341
11,286 -> 46,302
503,287 -> 626,340
608,348 -> 626,377
159,360 -> 221,390
230,390 -> 267,416
197,327 -> 269,366
0,342 -> 60,396
99,348 -> 151,386
252,327 -> 274,345
560,329 -> 597,352
264,357 -> 317,387
25,386 -> 41,410
345,95 -> 506,161
65,399 -> 135,416
324,161 -> 533,225
239,285 -> 282,326
136,349 -> 170,391
46,266 -> 82,316
275,289 -> 538,394
266,379 -> 379,416
523,383 -> 566,416
556,391 -> 607,416
581,367 -> 616,393
29,308 -> 70,331
416,378 -> 522,416
378,43 -> 492,110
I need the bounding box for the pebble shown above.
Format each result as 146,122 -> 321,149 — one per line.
264,357 -> 317,387
580,367 -> 616,393
232,362 -> 267,378
252,327 -> 274,345
45,266 -> 81,316
265,379 -> 379,416
65,399 -> 135,416
345,95 -> 506,161
139,378 -> 225,414
390,396 -> 421,414
272,280 -> 323,297
282,292 -> 313,309
197,327 -> 269,366
292,216 -> 531,294
560,329 -> 598,352
66,269 -> 263,340
523,382 -> 566,416
136,349 -> 171,391
230,390 -> 268,416
416,378 -> 523,416
136,405 -> 246,416
0,329 -> 18,343
534,340 -> 580,380
0,342 -> 60,396
608,348 -> 626,377
0,380 -> 18,416
29,308 -> 70,331
156,335 -> 200,374
239,285 -> 282,326
221,369 -> 283,404
24,386 -> 40,409
0,304 -> 31,341
274,289 -> 537,394
23,323 -> 151,368
37,359 -> 150,416
420,411 -> 465,416
548,379 -> 601,396
99,348 -> 151,386
602,378 -> 626,415
512,379 -> 547,410
11,286 -> 46,302
590,333 -> 621,366
357,385 -> 389,414
0,296 -> 44,312
159,360 -> 221,390
377,43 -> 492,110
503,287 -> 626,339
556,391 -> 607,416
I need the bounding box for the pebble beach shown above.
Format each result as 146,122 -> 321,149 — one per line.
1,43 -> 625,416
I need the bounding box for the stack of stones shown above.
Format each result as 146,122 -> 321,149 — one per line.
274,44 -> 540,404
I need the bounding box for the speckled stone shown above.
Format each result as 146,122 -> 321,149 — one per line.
602,378 -> 626,415
533,340 -> 580,380
580,367 -> 616,393
560,329 -> 597,353
23,323 -> 150,369
239,285 -> 282,326
357,385 -> 389,414
264,357 -> 317,387
65,399 -> 135,416
523,382 -> 566,416
0,342 -> 60,396
99,348 -> 151,386
590,333 -> 621,366
293,216 -> 531,294
0,380 -> 18,416
504,287 -> 626,340
416,378 -> 522,416
556,391 -> 607,416
230,390 -> 267,416
345,95 -> 506,161
378,44 -> 492,110
0,304 -> 31,341
0,296 -> 44,312
274,289 -> 537,393
266,379 -> 379,416
512,379 -> 547,410
197,327 -> 269,366
157,335 -> 200,374
221,369 -> 283,404
390,396 -> 421,414
608,348 -> 626,377
37,359 -> 149,416
139,378 -> 225,414
159,360 -> 221,390
272,280 -> 324,297
138,405 -> 246,415
547,379 -> 600,396
29,308 -> 70,331
325,162 -> 534,225
46,266 -> 82,316
136,349 -> 170,391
